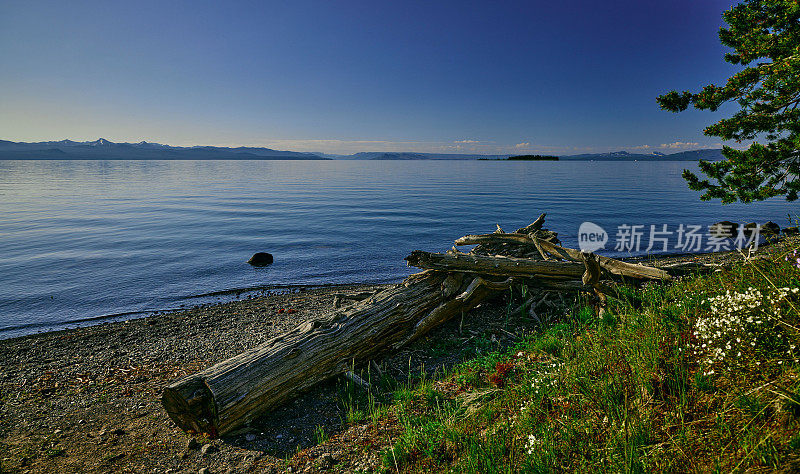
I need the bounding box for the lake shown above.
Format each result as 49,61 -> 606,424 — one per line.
0,159 -> 795,338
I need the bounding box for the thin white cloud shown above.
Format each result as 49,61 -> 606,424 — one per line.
629,144 -> 650,150
515,142 -> 531,149
454,139 -> 480,144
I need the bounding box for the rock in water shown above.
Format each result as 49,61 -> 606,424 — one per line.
743,221 -> 781,239
247,252 -> 273,266
762,221 -> 780,235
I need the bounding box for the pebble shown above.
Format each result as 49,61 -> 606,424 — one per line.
200,443 -> 219,456
245,433 -> 256,442
199,468 -> 210,474
318,453 -> 334,468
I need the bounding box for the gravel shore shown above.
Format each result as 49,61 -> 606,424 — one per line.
0,284 -> 396,473
1,236 -> 797,473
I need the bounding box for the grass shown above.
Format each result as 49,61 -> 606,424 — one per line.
337,246 -> 800,472
336,363 -> 393,427
314,425 -> 329,445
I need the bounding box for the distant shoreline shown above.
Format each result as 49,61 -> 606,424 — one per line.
479,154 -> 559,161
0,138 -> 725,161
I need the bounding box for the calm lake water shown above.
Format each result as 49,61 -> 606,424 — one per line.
0,159 -> 795,338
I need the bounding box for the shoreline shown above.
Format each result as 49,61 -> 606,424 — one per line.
0,280 -> 404,342
1,237 -> 797,472
1,240 -> 785,342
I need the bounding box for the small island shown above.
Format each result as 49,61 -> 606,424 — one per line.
507,154 -> 559,160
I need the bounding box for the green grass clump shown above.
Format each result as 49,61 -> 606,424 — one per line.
374,250 -> 800,472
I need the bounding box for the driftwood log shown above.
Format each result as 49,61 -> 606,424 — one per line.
454,233 -> 672,280
162,270 -> 511,436
404,250 -> 586,279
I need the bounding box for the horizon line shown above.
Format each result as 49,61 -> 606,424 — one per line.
1,137 -> 726,157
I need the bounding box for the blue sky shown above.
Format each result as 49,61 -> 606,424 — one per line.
0,0 -> 741,155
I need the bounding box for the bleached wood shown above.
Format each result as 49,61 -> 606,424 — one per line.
405,250 -> 586,279
162,271 -> 507,436
454,234 -> 671,280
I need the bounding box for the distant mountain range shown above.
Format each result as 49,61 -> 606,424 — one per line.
0,139 -> 327,160
558,149 -> 724,161
0,139 -> 725,162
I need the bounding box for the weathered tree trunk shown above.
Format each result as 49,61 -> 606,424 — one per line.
162,270 -> 510,437
405,250 -> 586,279
454,234 -> 672,280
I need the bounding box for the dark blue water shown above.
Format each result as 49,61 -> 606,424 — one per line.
0,160 -> 795,338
